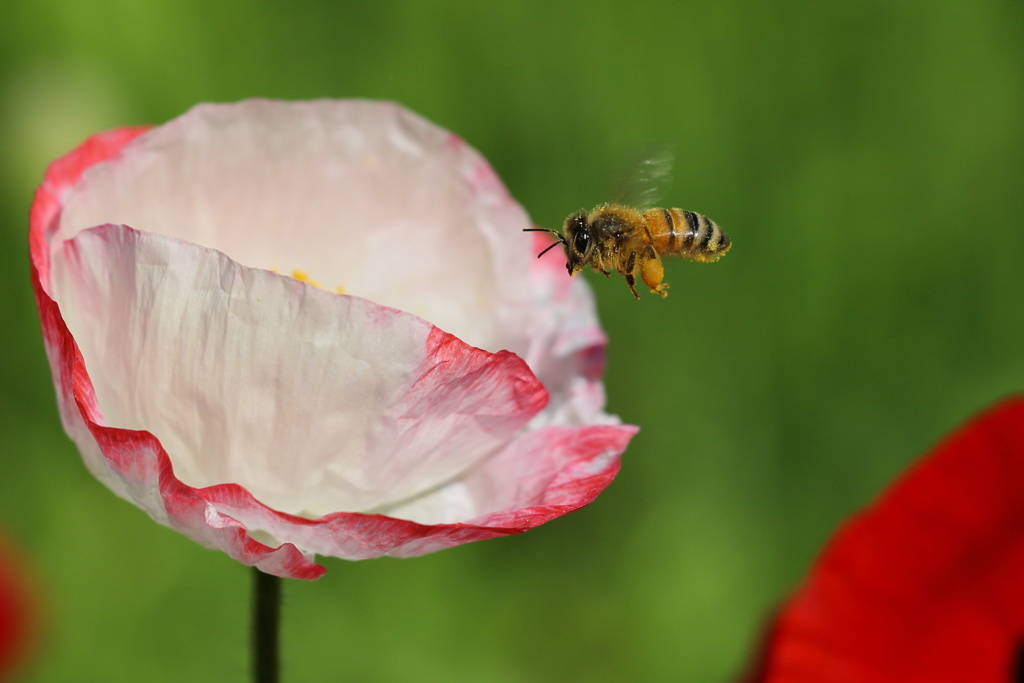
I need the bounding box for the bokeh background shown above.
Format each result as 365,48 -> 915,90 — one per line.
2,1 -> 1023,680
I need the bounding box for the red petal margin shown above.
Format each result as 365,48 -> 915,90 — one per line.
30,127 -> 151,289
30,128 -> 634,580
746,397 -> 1024,683
31,256 -> 327,579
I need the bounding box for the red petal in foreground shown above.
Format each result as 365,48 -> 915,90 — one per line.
748,396 -> 1024,683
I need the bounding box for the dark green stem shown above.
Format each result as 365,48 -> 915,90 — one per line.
252,567 -> 281,683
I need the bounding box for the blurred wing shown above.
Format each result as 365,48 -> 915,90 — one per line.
611,143 -> 676,209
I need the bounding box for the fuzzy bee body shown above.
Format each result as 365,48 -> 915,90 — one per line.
640,206 -> 730,262
528,202 -> 731,299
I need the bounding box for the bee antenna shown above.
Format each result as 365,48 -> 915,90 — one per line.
535,241 -> 563,259
522,228 -> 566,259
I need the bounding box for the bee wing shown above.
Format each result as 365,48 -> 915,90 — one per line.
611,143 -> 676,210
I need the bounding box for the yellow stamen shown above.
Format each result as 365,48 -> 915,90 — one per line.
290,269 -> 322,289
273,267 -> 346,295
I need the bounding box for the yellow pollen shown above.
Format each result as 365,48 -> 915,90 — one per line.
272,268 -> 346,295
290,269 -> 322,288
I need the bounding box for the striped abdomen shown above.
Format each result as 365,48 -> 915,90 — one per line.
643,207 -> 731,262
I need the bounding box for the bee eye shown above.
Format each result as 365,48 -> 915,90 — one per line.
572,229 -> 590,254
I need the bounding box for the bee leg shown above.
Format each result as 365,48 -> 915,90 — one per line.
623,251 -> 641,300
600,269 -> 611,277
639,247 -> 668,298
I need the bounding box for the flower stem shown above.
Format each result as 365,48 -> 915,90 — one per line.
252,567 -> 281,683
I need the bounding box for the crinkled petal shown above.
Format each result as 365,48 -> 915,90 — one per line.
193,423 -> 634,561
381,424 -> 634,525
521,232 -> 612,429
32,266 -> 325,578
53,100 -> 536,357
36,246 -> 626,577
51,223 -> 547,516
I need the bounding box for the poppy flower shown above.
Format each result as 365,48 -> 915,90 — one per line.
30,99 -> 636,580
743,396 -> 1024,682
0,534 -> 36,679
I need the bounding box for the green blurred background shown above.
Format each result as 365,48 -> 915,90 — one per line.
2,1 -> 1023,680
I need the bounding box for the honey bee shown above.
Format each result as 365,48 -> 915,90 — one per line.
525,149 -> 731,299
525,204 -> 731,299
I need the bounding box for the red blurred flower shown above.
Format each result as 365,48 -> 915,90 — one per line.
745,397 -> 1024,682
0,534 -> 36,679
30,100 -> 636,580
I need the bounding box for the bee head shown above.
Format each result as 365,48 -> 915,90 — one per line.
561,210 -> 592,276
522,210 -> 593,275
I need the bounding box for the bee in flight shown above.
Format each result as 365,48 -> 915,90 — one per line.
525,204 -> 731,299
524,148 -> 731,299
